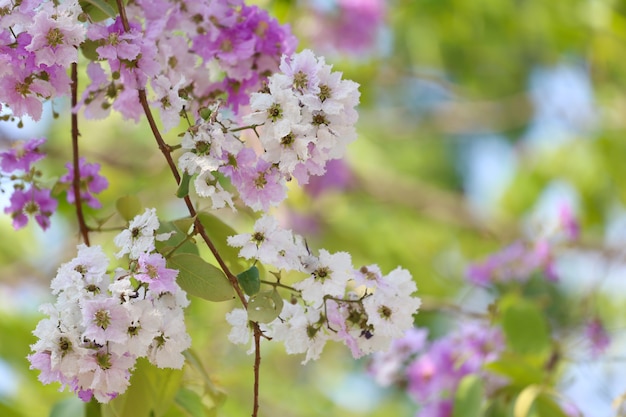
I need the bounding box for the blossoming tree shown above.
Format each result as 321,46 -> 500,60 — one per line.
0,0 -> 622,416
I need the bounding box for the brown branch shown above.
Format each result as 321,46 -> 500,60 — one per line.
71,62 -> 90,246
252,323 -> 262,417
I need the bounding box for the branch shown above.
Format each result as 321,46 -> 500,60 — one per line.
71,62 -> 90,246
252,323 -> 262,417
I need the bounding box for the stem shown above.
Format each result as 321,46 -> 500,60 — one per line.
71,62 -> 90,246
259,279 -> 300,293
252,323 -> 262,417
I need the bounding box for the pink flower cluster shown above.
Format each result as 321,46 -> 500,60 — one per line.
0,137 -> 57,230
28,209 -> 191,403
79,0 -> 296,125
300,0 -> 386,56
60,157 -> 109,209
178,49 -> 360,211
0,0 -> 85,121
226,215 -> 421,363
466,205 -> 580,286
368,322 -> 505,417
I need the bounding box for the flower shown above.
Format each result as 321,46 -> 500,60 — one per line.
60,157 -> 109,209
114,208 -> 160,259
4,186 -> 57,231
0,137 -> 46,172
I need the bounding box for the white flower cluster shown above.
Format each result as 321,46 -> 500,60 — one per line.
28,209 -> 191,403
245,49 -> 360,184
176,49 -> 360,212
226,215 -> 421,363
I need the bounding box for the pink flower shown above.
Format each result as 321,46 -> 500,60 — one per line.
0,137 -> 46,172
60,157 -> 109,209
135,253 -> 179,294
4,186 -> 57,231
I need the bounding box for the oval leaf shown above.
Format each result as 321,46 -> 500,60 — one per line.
167,253 -> 234,302
247,290 -> 284,323
514,385 -> 542,417
501,298 -> 551,356
237,265 -> 260,296
453,374 -> 484,417
116,195 -> 142,222
197,211 -> 246,270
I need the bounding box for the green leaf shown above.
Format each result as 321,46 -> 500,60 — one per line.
79,0 -> 118,21
453,375 -> 484,417
102,358 -> 183,417
247,289 -> 283,323
155,221 -> 198,256
85,400 -> 102,417
116,195 -> 142,222
167,253 -> 234,302
237,265 -> 261,296
485,356 -> 545,387
183,350 -> 227,401
49,398 -> 84,417
176,171 -> 192,198
196,212 -> 246,270
514,385 -> 542,417
174,388 -> 206,417
80,38 -> 102,61
501,297 -> 551,356
534,394 -> 570,417
172,216 -> 196,235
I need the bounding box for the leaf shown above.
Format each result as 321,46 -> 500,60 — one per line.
514,385 -> 542,417
196,212 -> 246,270
501,297 -> 551,356
247,289 -> 283,323
172,216 -> 196,235
49,398 -> 84,417
80,38 -> 102,61
174,388 -> 207,417
534,394 -> 570,417
176,171 -> 192,198
116,195 -> 142,222
485,356 -> 545,387
183,350 -> 227,401
453,374 -> 484,417
79,0 -> 118,21
237,265 -> 260,296
155,221 -> 198,256
101,358 -> 183,417
167,253 -> 235,302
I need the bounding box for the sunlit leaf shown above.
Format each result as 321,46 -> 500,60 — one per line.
501,297 -> 550,356
514,385 -> 542,417
167,253 -> 235,302
49,398 -> 84,417
453,374 -> 484,417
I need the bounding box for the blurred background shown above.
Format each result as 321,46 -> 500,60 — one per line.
2,0 -> 626,416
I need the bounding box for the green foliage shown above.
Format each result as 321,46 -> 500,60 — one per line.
453,375 -> 485,417
167,253 -> 235,302
500,296 -> 551,357
247,289 -> 283,323
115,195 -> 143,222
236,265 -> 261,296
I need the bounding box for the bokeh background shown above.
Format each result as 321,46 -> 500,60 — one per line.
2,0 -> 626,416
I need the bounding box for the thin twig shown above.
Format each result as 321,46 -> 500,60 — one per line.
71,62 -> 90,246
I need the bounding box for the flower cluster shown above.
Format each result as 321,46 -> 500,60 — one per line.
28,208 -> 191,403
0,0 -> 85,121
0,137 -> 57,230
178,49 -> 360,211
368,322 -> 505,417
226,214 -> 421,363
79,0 -> 296,125
298,0 -> 386,56
59,157 -> 109,209
466,204 -> 580,286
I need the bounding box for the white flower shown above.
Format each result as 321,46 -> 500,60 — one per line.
225,308 -> 251,345
194,170 -> 235,210
245,75 -> 301,139
114,208 -> 160,259
147,307 -> 191,369
294,250 -> 354,306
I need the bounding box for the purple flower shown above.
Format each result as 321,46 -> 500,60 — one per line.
60,157 -> 109,209
304,158 -> 354,198
4,186 -> 57,231
135,253 -> 179,294
585,318 -> 610,358
0,137 -> 46,173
